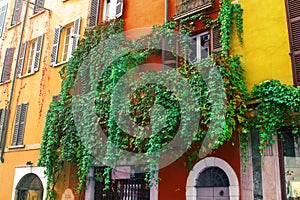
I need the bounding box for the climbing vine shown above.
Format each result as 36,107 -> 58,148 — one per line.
38,0 -> 299,199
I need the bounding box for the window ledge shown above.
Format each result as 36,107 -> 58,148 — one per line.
51,60 -> 69,68
18,72 -> 35,79
7,22 -> 21,30
29,9 -> 46,19
7,145 -> 25,150
0,80 -> 10,85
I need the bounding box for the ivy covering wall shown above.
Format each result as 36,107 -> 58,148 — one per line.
38,0 -> 300,199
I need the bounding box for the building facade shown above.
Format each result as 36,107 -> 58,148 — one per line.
0,0 -> 299,199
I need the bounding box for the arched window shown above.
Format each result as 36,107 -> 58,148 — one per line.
196,167 -> 230,199
15,173 -> 43,200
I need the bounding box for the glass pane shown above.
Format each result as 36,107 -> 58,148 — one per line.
200,33 -> 210,59
188,37 -> 197,63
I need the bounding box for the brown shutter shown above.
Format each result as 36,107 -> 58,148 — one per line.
162,38 -> 179,70
12,103 -> 28,146
211,25 -> 222,52
50,27 -> 61,66
286,0 -> 300,86
17,42 -> 27,77
11,0 -> 22,26
1,48 -> 15,83
0,4 -> 8,37
33,34 -> 44,72
71,18 -> 81,53
0,108 -> 6,148
88,0 -> 100,27
34,0 -> 44,13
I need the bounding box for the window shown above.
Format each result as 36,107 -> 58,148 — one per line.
11,0 -> 22,26
0,4 -> 7,37
15,173 -> 43,200
189,32 -> 210,63
285,0 -> 300,86
33,0 -> 44,14
88,0 -> 100,27
103,0 -> 123,21
0,47 -> 15,83
50,18 -> 81,66
17,35 -> 44,78
12,103 -> 28,146
0,107 -> 6,148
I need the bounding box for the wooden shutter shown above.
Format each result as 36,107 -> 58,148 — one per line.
116,0 -> 124,18
17,42 -> 27,77
1,48 -> 15,83
11,0 -> 22,26
162,38 -> 179,70
211,25 -> 222,52
0,4 -> 7,37
0,108 -> 6,148
50,27 -> 61,66
34,0 -> 44,13
88,0 -> 100,27
12,103 -> 28,146
71,18 -> 81,53
33,34 -> 44,72
286,0 -> 300,86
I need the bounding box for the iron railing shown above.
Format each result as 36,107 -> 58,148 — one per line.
174,0 -> 213,19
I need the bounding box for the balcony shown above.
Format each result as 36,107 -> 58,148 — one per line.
174,0 -> 214,20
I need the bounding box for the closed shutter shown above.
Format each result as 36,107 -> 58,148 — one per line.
0,108 -> 6,148
17,42 -> 27,77
50,27 -> 61,66
162,38 -> 179,70
33,34 -> 44,72
12,103 -> 28,146
34,0 -> 44,13
11,0 -> 22,26
0,4 -> 7,37
286,0 -> 300,86
1,48 -> 15,83
211,25 -> 222,52
116,0 -> 124,18
88,0 -> 100,27
71,18 -> 81,53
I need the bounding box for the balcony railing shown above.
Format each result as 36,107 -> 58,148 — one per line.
174,0 -> 213,20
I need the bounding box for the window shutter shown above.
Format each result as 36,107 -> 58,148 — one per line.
17,42 -> 27,77
88,0 -> 100,27
12,103 -> 28,146
11,0 -> 22,26
0,108 -> 6,148
211,25 -> 222,52
286,0 -> 300,86
33,34 -> 44,72
34,0 -> 44,13
1,48 -> 15,83
162,38 -> 179,69
50,27 -> 61,66
115,0 -> 124,18
71,18 -> 81,53
12,104 -> 22,146
0,4 -> 8,37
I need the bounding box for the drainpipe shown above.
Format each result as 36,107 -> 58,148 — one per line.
165,0 -> 169,23
1,0 -> 29,163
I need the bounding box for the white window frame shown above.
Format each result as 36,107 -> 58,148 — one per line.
103,0 -> 123,20
189,31 -> 210,63
62,26 -> 73,62
26,40 -> 37,74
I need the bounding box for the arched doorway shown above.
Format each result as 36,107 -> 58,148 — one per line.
186,157 -> 239,200
15,173 -> 43,200
196,167 -> 230,199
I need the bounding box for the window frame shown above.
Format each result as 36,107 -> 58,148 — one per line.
102,0 -> 123,21
189,31 -> 210,63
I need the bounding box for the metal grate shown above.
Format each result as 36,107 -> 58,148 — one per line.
174,0 -> 213,19
196,167 -> 229,187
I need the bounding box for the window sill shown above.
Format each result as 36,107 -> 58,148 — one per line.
51,60 -> 69,68
29,9 -> 46,19
7,22 -> 21,30
18,72 -> 35,79
8,145 -> 25,149
0,80 -> 10,85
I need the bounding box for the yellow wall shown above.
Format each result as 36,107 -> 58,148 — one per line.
233,0 -> 293,88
